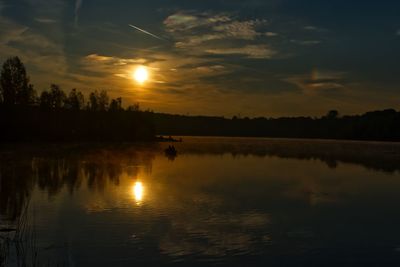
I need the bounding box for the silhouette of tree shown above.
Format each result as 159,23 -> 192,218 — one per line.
0,56 -> 35,105
49,84 -> 66,109
39,91 -> 51,109
20,84 -> 37,106
127,103 -> 140,112
98,90 -> 109,111
87,90 -> 109,111
39,84 -> 66,109
109,97 -> 122,112
88,91 -> 99,111
65,88 -> 85,110
326,110 -> 339,119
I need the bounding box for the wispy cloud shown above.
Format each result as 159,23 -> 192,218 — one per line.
74,0 -> 82,27
206,45 -> 276,59
0,13 -> 67,87
303,25 -> 327,32
265,32 -> 278,37
84,54 -> 147,67
164,12 -> 231,32
285,69 -> 346,94
164,11 -> 268,46
304,26 -> 317,31
396,29 -> 400,36
212,19 -> 267,40
290,39 -> 321,46
163,11 -> 276,59
35,18 -> 57,24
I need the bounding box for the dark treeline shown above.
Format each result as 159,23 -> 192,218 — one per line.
1,56 -> 400,142
0,56 -> 155,142
153,109 -> 400,141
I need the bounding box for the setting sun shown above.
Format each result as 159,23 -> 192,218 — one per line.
133,66 -> 149,84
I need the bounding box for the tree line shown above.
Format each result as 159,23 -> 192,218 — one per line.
152,108 -> 400,141
1,56 -> 399,142
0,56 -> 154,142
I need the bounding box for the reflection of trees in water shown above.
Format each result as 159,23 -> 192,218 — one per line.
34,158 -> 83,196
172,139 -> 400,173
0,159 -> 34,220
2,139 -> 399,220
0,146 -> 156,219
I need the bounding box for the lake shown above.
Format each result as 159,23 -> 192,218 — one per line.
2,137 -> 400,266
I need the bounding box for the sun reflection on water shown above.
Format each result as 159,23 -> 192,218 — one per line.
132,181 -> 144,203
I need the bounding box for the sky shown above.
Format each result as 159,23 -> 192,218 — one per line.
0,0 -> 399,117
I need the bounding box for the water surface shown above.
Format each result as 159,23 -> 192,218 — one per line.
2,137 -> 400,266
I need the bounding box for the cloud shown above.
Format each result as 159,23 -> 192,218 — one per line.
304,26 -> 317,31
397,29 -> 400,36
164,11 -> 269,47
265,32 -> 278,37
213,19 -> 267,40
84,54 -> 147,67
285,69 -> 346,94
175,34 -> 223,48
35,18 -> 57,24
81,53 -> 182,91
290,39 -> 321,46
0,19 -> 28,45
0,17 -> 60,51
206,45 -> 276,59
74,0 -> 82,26
164,11 -> 231,32
194,65 -> 227,75
0,14 -> 67,88
163,11 -> 277,60
303,25 -> 327,32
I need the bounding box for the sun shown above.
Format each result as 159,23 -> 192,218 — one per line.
133,66 -> 149,84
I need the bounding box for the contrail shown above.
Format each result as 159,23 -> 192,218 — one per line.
129,24 -> 164,40
74,0 -> 83,27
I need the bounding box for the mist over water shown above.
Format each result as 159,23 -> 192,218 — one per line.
2,137 -> 400,266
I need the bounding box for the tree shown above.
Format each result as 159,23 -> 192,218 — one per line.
87,90 -> 109,111
65,89 -> 85,110
39,91 -> 52,109
39,84 -> 66,109
98,90 -> 109,111
88,91 -> 99,111
326,110 -> 339,119
0,56 -> 35,105
109,97 -> 122,112
127,103 -> 140,112
49,84 -> 66,109
21,84 -> 37,106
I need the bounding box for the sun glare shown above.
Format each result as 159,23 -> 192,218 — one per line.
132,181 -> 144,203
133,66 -> 149,84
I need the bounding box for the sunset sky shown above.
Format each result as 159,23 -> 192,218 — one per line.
0,0 -> 399,117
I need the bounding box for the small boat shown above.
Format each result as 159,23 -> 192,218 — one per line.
165,145 -> 177,157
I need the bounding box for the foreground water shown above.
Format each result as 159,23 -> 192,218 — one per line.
2,137 -> 400,266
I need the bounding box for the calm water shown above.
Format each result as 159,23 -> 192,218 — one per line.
2,137 -> 400,266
